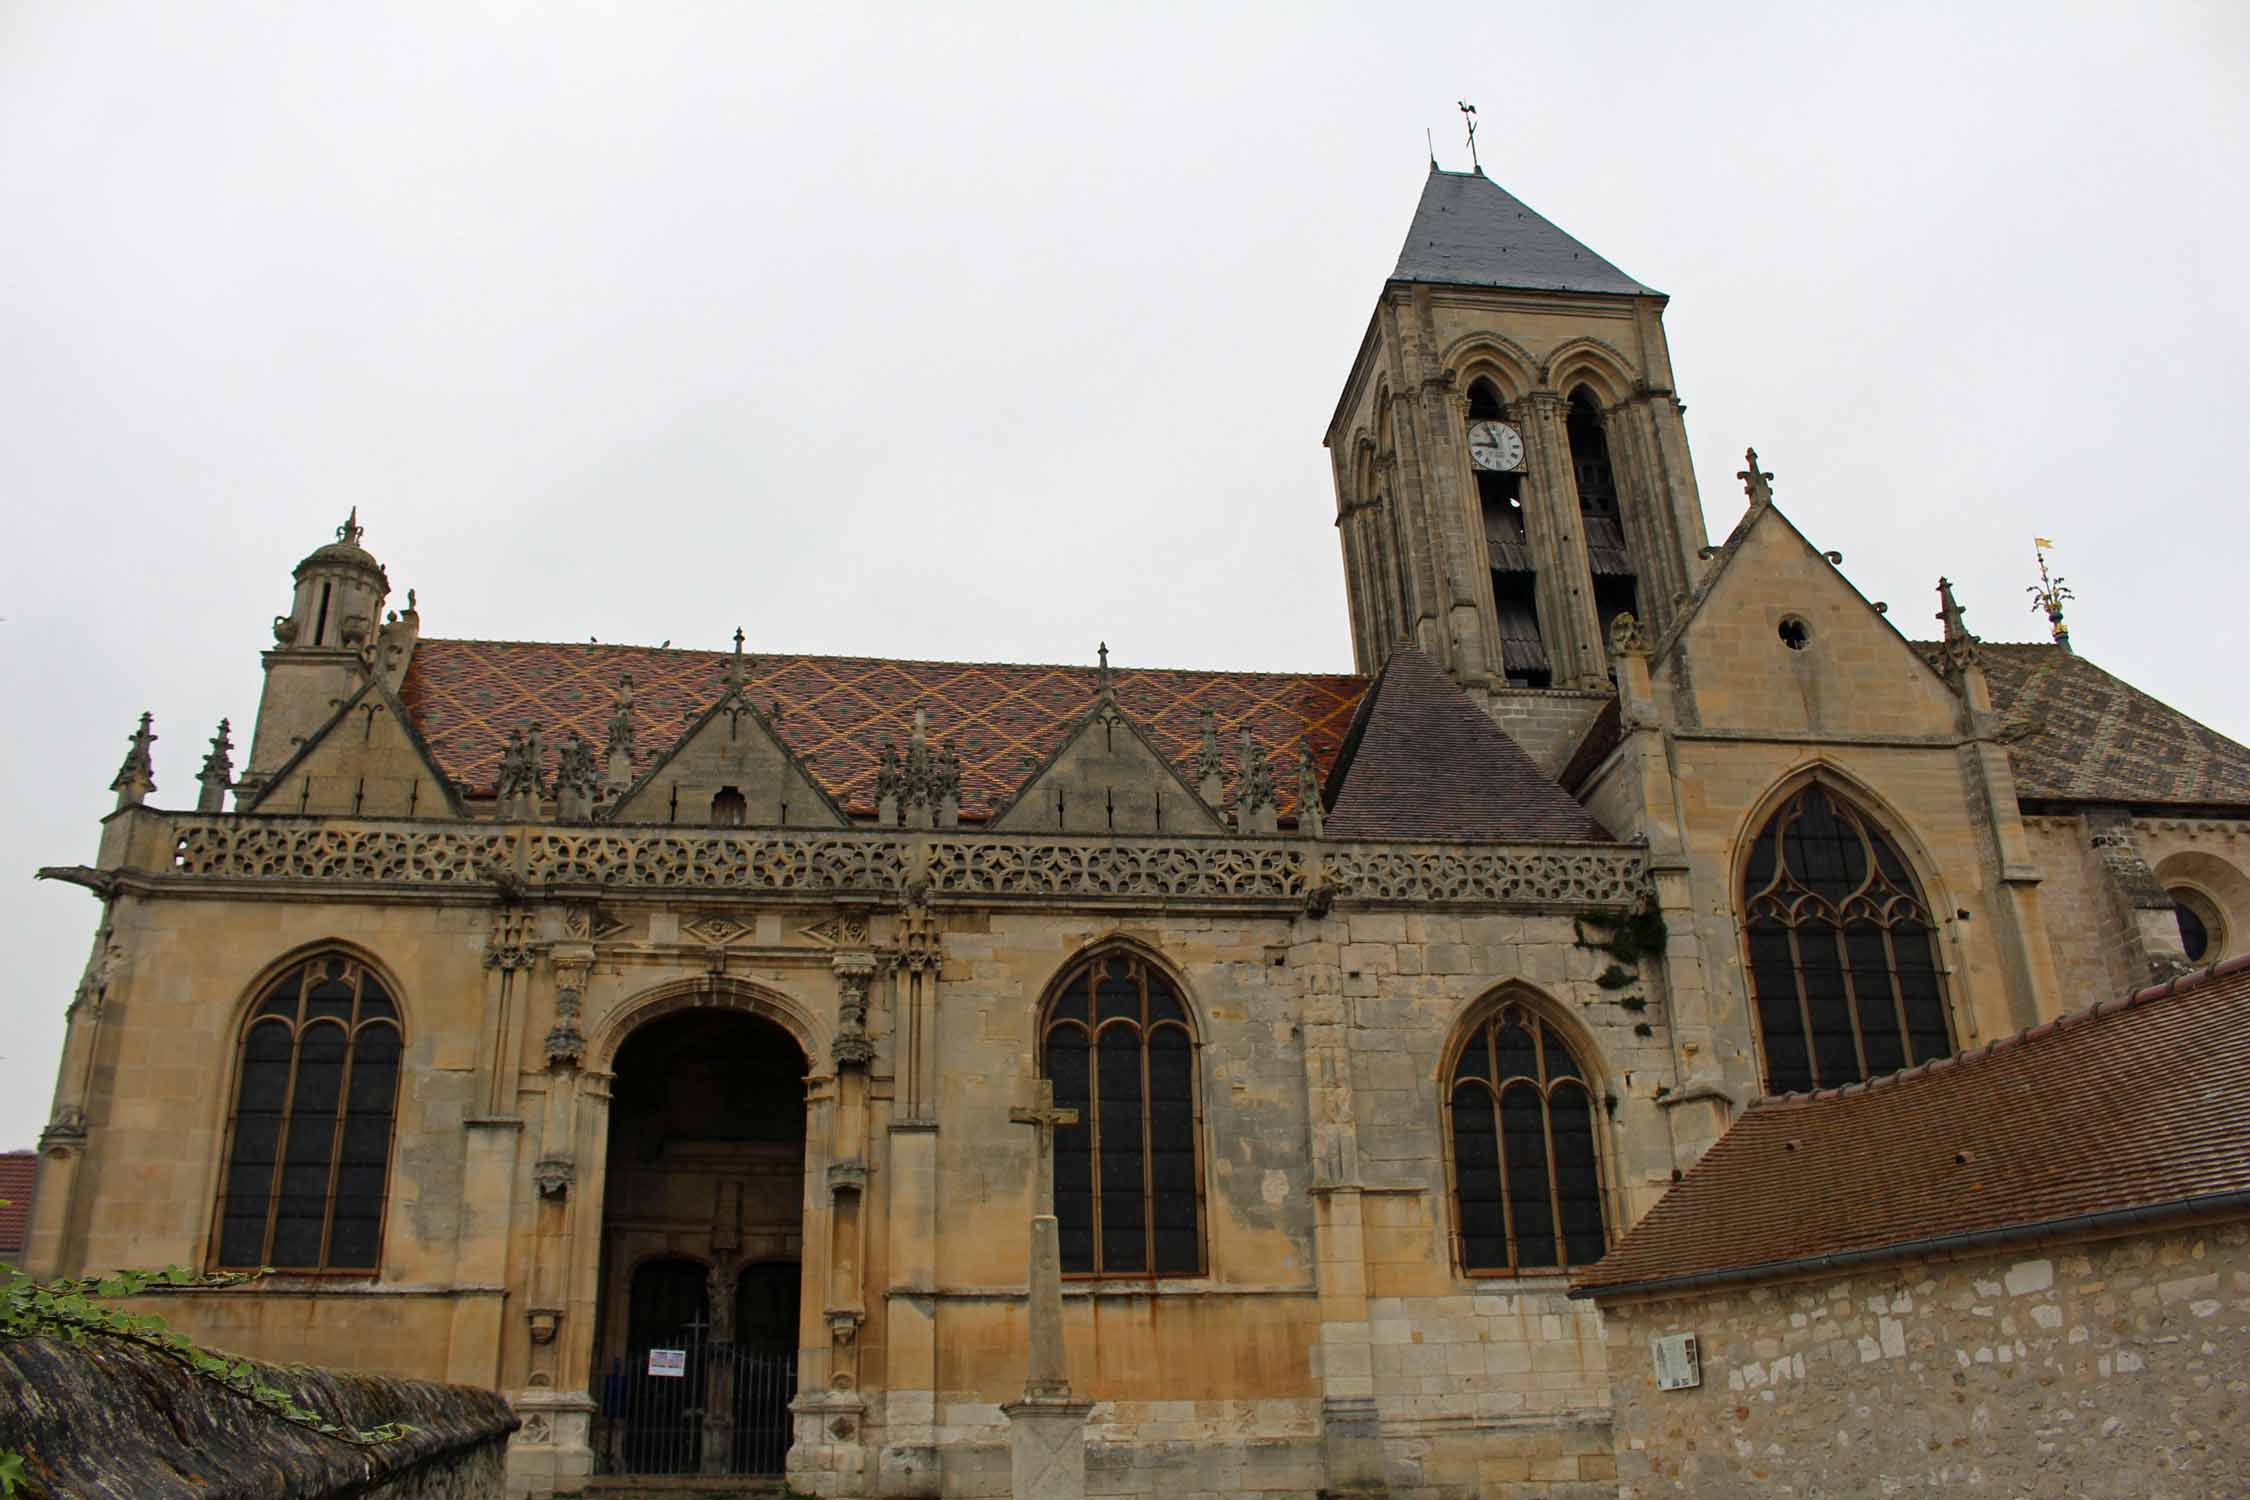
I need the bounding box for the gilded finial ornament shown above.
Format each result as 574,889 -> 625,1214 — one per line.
2028,537 -> 2074,653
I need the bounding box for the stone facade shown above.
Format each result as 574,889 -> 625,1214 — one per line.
1597,1221 -> 2250,1497
25,161 -> 2250,1500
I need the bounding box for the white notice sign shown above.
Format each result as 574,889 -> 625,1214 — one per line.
647,1348 -> 687,1378
1652,1331 -> 1701,1391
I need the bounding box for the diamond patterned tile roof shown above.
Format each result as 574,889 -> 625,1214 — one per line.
1919,642 -> 2250,808
399,640 -> 1367,820
1574,955 -> 2250,1298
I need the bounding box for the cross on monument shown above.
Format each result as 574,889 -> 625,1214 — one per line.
1737,447 -> 1774,506
1009,1076 -> 1080,1218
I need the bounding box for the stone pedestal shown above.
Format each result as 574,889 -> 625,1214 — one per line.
1002,1397 -> 1094,1500
502,1389 -> 594,1499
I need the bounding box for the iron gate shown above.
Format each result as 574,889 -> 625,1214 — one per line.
598,1339 -> 798,1476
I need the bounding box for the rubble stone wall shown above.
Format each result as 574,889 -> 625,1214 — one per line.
1597,1219 -> 2250,1498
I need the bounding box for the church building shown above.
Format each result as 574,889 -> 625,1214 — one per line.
27,165 -> 2250,1499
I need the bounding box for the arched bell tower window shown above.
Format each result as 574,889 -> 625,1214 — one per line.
1446,998 -> 1606,1275
1741,784 -> 1953,1094
1466,377 -> 1548,687
1039,949 -> 1203,1277
711,786 -> 748,826
1567,388 -> 1640,649
214,954 -> 403,1272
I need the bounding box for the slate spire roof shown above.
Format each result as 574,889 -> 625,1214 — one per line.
1322,646 -> 1612,843
1391,167 -> 1659,297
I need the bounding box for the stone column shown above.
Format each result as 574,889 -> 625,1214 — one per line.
1002,1080 -> 1092,1500
881,906 -> 943,1497
1518,391 -> 1608,687
24,915 -> 122,1278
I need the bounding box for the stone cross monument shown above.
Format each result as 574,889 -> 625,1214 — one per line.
1003,1077 -> 1093,1498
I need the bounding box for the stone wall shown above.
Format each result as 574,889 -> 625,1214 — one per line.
2022,815 -> 2135,1004
1597,1219 -> 2250,1497
0,1332 -> 515,1499
1480,690 -> 1613,779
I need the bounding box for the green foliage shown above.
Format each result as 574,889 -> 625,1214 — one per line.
1576,899 -> 1669,1013
0,1259 -> 412,1449
0,1448 -> 26,1498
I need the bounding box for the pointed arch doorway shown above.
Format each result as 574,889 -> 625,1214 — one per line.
593,1007 -> 809,1477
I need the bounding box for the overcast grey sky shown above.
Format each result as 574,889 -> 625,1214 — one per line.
3,2 -> 2245,1149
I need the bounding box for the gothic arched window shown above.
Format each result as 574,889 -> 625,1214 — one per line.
1742,784 -> 1953,1094
214,954 -> 402,1272
1040,950 -> 1202,1277
1447,1000 -> 1606,1275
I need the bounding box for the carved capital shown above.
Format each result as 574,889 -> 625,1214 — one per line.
832,1032 -> 877,1067
527,1306 -> 563,1345
827,1308 -> 863,1348
534,1157 -> 575,1199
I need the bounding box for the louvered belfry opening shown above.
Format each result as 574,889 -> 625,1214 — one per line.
1741,783 -> 1954,1094
1446,1001 -> 1607,1275
1470,378 -> 1549,687
1040,950 -> 1204,1277
215,954 -> 402,1273
1567,388 -> 1640,651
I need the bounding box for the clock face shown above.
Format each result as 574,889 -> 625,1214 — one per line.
1468,420 -> 1525,473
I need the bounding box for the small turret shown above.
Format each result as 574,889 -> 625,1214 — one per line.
277,509 -> 391,655
245,512 -> 395,784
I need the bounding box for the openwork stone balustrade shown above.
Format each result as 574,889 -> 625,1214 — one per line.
159,815 -> 1646,909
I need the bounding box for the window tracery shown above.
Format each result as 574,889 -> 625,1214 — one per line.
1446,999 -> 1606,1275
1039,950 -> 1202,1277
214,953 -> 402,1272
1741,784 -> 1952,1094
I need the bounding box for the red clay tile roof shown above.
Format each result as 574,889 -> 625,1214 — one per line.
0,1152 -> 37,1256
399,641 -> 1365,820
1918,642 -> 2250,808
1574,955 -> 2250,1298
1323,647 -> 1614,843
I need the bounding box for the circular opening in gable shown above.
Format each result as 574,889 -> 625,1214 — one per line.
1778,617 -> 1811,651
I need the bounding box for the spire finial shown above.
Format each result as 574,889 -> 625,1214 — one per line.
1457,101 -> 1480,173
2028,537 -> 2075,653
111,711 -> 157,810
337,506 -> 363,545
1097,641 -> 1112,699
195,718 -> 235,814
1933,577 -> 1982,678
1737,448 -> 1774,507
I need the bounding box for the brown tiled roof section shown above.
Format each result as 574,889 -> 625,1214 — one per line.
0,1152 -> 36,1255
1323,647 -> 1613,844
399,641 -> 1365,820
1574,955 -> 2250,1296
1917,642 -> 2250,808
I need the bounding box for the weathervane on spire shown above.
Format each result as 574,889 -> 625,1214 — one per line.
1458,101 -> 1480,172
2028,537 -> 2074,653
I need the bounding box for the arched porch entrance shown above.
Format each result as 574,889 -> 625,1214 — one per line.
592,1007 -> 809,1477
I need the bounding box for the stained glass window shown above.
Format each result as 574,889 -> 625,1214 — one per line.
215,955 -> 401,1272
1742,784 -> 1953,1094
1041,951 -> 1201,1277
1448,1002 -> 1606,1274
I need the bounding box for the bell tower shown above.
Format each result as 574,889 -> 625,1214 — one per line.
1325,166 -> 1710,688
